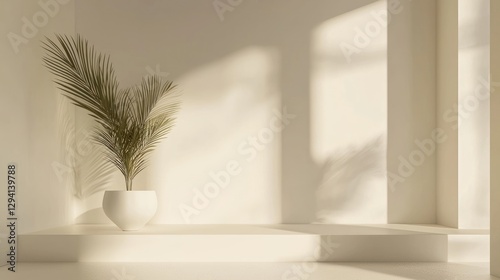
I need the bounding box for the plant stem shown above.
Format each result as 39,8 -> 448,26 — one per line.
125,177 -> 133,191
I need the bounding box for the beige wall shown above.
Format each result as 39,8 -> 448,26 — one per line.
1,0 -> 490,237
0,0 -> 76,235
74,0 -> 387,224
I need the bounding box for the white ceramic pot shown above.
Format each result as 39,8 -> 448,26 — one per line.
103,190 -> 157,231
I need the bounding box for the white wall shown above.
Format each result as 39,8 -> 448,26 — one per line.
387,0 -> 437,224
74,0 -> 387,224
0,0 -> 76,235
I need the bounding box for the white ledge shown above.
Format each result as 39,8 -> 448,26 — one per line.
23,223 -> 455,236
18,224 -> 469,262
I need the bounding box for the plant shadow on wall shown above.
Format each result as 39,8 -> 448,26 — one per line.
43,34 -> 180,230
55,96 -> 115,200
314,137 -> 386,223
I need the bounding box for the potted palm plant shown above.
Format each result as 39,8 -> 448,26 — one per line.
43,35 -> 179,230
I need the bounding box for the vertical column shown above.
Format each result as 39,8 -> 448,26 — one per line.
281,36 -> 316,223
387,0 -> 437,223
436,0 -> 490,229
490,0 -> 500,276
436,0 -> 459,228
457,0 -> 490,229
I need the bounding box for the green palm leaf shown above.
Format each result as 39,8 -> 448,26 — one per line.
43,34 -> 179,191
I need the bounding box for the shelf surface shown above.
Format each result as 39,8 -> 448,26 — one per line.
18,224 -> 467,262
24,223 -> 454,236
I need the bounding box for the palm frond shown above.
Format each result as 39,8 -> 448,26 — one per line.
43,34 -> 180,191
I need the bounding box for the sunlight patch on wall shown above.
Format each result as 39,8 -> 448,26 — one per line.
311,0 -> 387,224
148,47 -> 282,224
